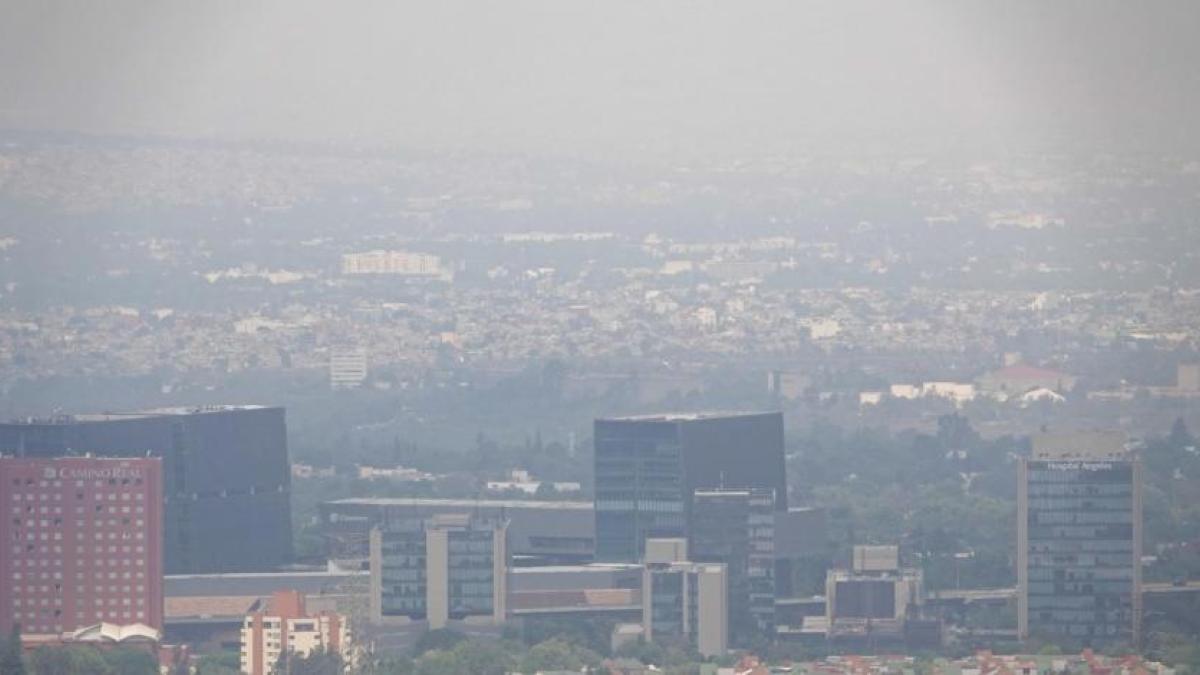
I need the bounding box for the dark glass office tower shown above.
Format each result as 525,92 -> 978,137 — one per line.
1017,436 -> 1142,648
0,406 -> 292,573
593,412 -> 786,562
692,488 -> 777,646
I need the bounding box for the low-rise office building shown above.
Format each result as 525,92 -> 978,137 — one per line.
369,514 -> 508,631
323,497 -> 592,565
641,538 -> 727,658
824,546 -> 926,646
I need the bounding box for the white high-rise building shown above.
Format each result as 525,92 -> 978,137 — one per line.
341,250 -> 444,277
330,348 -> 368,389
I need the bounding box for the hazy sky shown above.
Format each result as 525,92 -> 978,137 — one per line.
2,1 -> 1198,158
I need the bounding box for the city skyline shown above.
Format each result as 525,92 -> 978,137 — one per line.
1,2 -> 1198,672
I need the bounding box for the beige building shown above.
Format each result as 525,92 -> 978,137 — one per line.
641,538 -> 728,658
329,348 -> 368,390
370,514 -> 508,631
825,545 -> 924,642
240,590 -> 355,675
976,364 -> 1077,400
341,250 -> 445,277
1178,363 -> 1200,392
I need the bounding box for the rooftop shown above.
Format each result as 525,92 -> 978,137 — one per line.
327,497 -> 593,510
6,405 -> 276,425
597,410 -> 777,423
166,570 -> 365,598
511,564 -> 642,575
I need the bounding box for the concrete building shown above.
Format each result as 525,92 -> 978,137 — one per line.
0,406 -> 292,574
1177,363 -> 1200,392
340,250 -> 445,277
641,538 -> 727,657
593,412 -> 786,562
161,570 -> 365,652
485,469 -> 581,495
369,514 -> 508,631
977,364 -> 1077,400
773,506 -> 829,598
0,456 -> 164,636
691,487 -> 776,645
240,589 -> 353,675
824,546 -> 925,646
509,563 -> 642,593
329,348 -> 368,390
321,497 -> 593,565
1018,431 -> 1142,647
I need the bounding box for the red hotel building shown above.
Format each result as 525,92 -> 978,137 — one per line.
1,456 -> 163,635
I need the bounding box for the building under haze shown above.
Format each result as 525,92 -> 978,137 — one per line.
593,412 -> 786,562
240,589 -> 355,675
0,406 -> 292,574
369,513 -> 508,631
0,456 -> 164,636
641,538 -> 728,658
321,497 -> 593,566
824,545 -> 925,647
329,348 -> 368,390
1018,432 -> 1142,648
691,487 -> 777,646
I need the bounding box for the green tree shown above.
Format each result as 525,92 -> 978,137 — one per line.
355,654 -> 414,675
521,638 -> 600,673
28,645 -> 113,675
194,650 -> 241,675
1037,643 -> 1063,655
411,628 -> 466,657
1170,418 -> 1193,448
413,649 -> 461,675
286,647 -> 344,675
100,647 -> 158,675
448,639 -> 518,675
615,638 -> 667,666
1165,644 -> 1200,674
1,624 -> 25,675
533,481 -> 559,500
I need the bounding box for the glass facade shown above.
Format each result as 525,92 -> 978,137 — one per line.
833,580 -> 896,618
447,529 -> 496,619
1021,459 -> 1139,646
594,413 -> 786,564
379,528 -> 427,619
595,421 -> 685,562
649,568 -> 686,640
691,488 -> 776,645
0,407 -> 292,574
645,563 -> 726,655
377,518 -> 505,624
